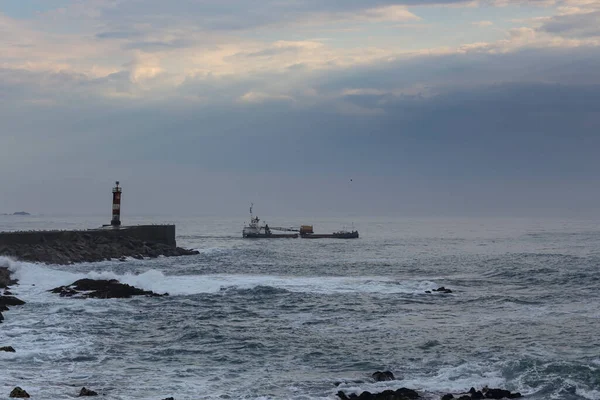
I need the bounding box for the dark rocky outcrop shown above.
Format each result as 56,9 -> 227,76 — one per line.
9,387 -> 30,398
0,232 -> 199,265
425,287 -> 453,294
337,377 -> 521,400
372,371 -> 396,382
482,388 -> 522,399
1,346 -> 16,352
337,388 -> 419,400
440,387 -> 522,400
0,289 -> 26,324
50,279 -> 166,299
0,295 -> 26,307
0,266 -> 18,288
79,387 -> 98,396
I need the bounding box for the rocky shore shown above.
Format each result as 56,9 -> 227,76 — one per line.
0,231 -> 199,265
2,267 -> 525,400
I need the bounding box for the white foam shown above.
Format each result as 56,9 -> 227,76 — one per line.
576,387 -> 600,400
2,257 -> 439,297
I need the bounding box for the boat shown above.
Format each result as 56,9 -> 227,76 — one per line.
242,204 -> 299,238
299,225 -> 359,239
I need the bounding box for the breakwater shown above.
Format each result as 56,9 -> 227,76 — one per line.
0,225 -> 198,264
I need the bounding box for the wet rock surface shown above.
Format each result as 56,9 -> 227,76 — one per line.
0,271 -> 26,324
0,295 -> 26,307
0,266 -> 18,288
425,286 -> 453,294
0,232 -> 199,265
50,278 -> 167,299
79,387 -> 98,396
337,388 -> 419,400
336,373 -> 523,400
372,371 -> 396,381
0,346 -> 16,352
9,387 -> 30,398
441,387 -> 523,399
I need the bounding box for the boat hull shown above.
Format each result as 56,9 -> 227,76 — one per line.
300,231 -> 359,239
243,233 -> 299,238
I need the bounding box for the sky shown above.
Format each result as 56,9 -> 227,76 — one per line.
1,0 -> 599,218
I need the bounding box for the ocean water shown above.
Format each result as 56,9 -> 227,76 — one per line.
1,215 -> 600,400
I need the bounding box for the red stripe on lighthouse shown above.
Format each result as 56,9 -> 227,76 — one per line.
111,181 -> 122,227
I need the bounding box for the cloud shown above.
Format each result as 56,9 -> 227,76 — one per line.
238,91 -> 295,104
96,31 -> 142,39
3,0 -> 600,216
540,10 -> 600,37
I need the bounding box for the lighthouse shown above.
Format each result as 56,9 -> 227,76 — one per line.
111,181 -> 122,227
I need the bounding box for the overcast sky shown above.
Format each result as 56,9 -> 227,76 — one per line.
1,0 -> 599,218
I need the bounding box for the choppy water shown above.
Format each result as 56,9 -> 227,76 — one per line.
1,215 -> 600,399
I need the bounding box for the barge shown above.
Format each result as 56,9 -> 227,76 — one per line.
299,225 -> 359,239
241,204 -> 359,239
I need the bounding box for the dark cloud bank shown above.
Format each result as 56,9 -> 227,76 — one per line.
1,46 -> 599,217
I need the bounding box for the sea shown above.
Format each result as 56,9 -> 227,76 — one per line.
1,214 -> 599,400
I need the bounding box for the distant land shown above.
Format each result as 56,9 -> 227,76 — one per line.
0,212 -> 31,216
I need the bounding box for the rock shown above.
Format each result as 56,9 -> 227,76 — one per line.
9,387 -> 30,398
0,295 -> 26,307
1,346 -> 16,352
162,398 -> 175,400
50,279 -> 166,299
0,311 -> 4,322
432,287 -> 453,294
79,387 -> 98,396
337,388 -> 419,400
483,388 -> 521,399
0,266 -> 18,288
441,395 -> 454,400
4,289 -> 13,295
372,370 -> 395,381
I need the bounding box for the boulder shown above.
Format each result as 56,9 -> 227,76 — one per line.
440,387 -> 521,400
9,387 -> 30,398
1,346 -> 16,352
0,295 -> 26,307
0,266 -> 18,288
337,388 -> 419,400
50,279 -> 166,299
372,371 -> 396,381
483,388 -> 522,399
79,387 -> 98,396
432,287 -> 453,294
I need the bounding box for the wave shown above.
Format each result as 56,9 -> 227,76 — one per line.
4,259 -> 441,298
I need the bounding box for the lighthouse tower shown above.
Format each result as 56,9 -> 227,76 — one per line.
111,181 -> 122,227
